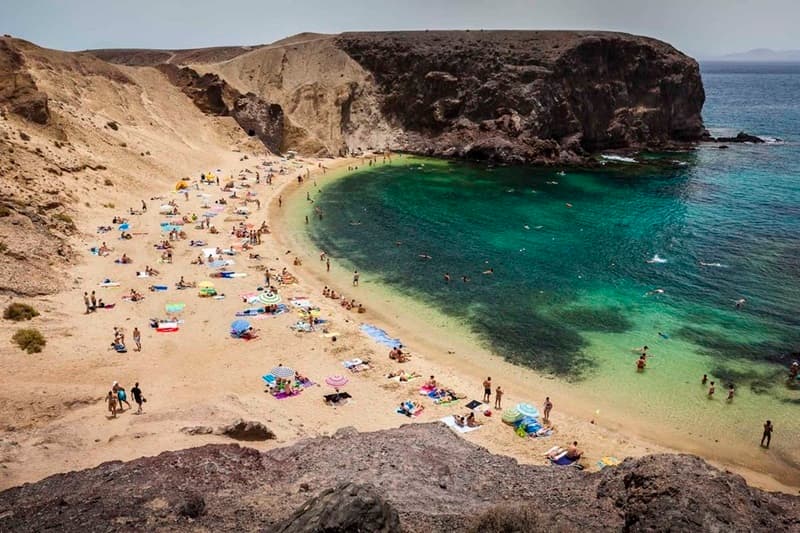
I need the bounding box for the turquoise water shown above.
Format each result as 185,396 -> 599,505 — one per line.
306,63 -> 800,476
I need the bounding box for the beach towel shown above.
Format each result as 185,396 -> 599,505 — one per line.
596,457 -> 621,470
97,304 -> 116,310
465,400 -> 483,410
290,298 -> 312,308
272,390 -> 302,400
150,285 -> 168,292
136,272 -> 150,278
441,415 -> 481,434
360,324 -> 401,348
343,359 -> 370,372
396,401 -> 424,417
113,344 -> 127,353
156,322 -> 179,332
551,455 -> 577,466
99,281 -> 120,287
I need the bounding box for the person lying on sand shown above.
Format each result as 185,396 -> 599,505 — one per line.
191,254 -> 204,265
454,415 -> 466,427
117,254 -> 132,264
466,412 -> 482,427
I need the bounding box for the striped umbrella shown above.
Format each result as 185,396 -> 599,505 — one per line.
516,403 -> 541,419
325,375 -> 348,387
257,292 -> 282,305
501,407 -> 523,424
269,366 -> 295,379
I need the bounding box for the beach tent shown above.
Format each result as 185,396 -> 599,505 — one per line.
231,319 -> 251,336
175,180 -> 189,191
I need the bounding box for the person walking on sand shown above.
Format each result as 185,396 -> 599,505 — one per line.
761,420 -> 774,448
353,270 -> 359,286
482,377 -> 492,403
131,382 -> 144,414
544,396 -> 553,421
90,291 -> 97,311
133,327 -> 141,352
326,257 -> 331,272
106,391 -> 118,418
84,292 -> 91,314
494,386 -> 503,409
708,381 -> 715,398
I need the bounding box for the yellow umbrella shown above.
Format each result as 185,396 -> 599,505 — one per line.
198,281 -> 215,289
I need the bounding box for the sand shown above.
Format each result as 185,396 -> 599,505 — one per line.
0,147 -> 793,495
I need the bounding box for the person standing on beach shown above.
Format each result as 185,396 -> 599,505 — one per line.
494,386 -> 503,409
131,382 -> 143,414
353,270 -> 359,286
482,377 -> 492,403
141,200 -> 147,212
90,291 -> 97,311
761,420 -> 773,448
278,195 -> 282,208
708,381 -> 715,398
106,391 -> 118,418
544,397 -> 553,421
326,258 -> 331,272
133,327 -> 141,352
84,292 -> 91,314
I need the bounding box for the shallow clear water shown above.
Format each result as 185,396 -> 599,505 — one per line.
307,62 -> 800,473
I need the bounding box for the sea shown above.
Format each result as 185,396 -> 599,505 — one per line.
304,61 -> 800,480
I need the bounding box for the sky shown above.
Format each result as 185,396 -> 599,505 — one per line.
1,0 -> 798,58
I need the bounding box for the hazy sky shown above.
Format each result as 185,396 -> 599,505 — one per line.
1,0 -> 798,58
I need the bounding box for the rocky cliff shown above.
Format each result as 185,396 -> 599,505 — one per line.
93,30 -> 706,164
0,424 -> 796,532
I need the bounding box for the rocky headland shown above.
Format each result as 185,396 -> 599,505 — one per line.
0,424 -> 797,532
92,30 -> 707,165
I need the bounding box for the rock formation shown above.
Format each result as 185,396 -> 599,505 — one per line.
0,424 -> 796,532
92,30 -> 707,164
156,64 -> 284,153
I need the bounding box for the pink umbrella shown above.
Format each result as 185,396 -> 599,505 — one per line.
325,375 -> 348,387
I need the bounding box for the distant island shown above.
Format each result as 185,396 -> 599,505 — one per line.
709,48 -> 800,62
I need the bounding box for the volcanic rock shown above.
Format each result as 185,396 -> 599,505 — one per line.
217,419 -> 275,441
0,424 -> 797,532
278,482 -> 401,533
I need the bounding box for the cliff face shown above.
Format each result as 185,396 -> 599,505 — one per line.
0,424 -> 796,532
335,31 -> 706,163
91,30 -> 706,164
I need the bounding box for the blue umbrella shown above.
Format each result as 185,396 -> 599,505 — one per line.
231,319 -> 251,335
516,403 -> 541,419
118,223 -> 130,231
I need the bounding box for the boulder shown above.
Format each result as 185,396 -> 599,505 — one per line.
278,482 -> 401,533
181,426 -> 214,436
217,419 -> 275,441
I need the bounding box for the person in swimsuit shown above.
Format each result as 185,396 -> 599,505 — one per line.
761,420 -> 774,448
131,382 -> 143,414
106,391 -> 118,418
544,397 -> 553,421
482,377 -> 492,403
494,386 -> 503,409
708,381 -> 715,397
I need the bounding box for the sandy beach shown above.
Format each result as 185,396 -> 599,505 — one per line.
0,145 -> 796,496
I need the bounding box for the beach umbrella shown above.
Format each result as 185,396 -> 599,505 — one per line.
165,303 -> 185,314
118,222 -> 130,231
257,292 -> 282,305
516,403 -> 541,419
231,319 -> 251,335
269,366 -> 295,379
325,375 -> 348,387
501,407 -> 523,424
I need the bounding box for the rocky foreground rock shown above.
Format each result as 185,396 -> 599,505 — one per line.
0,424 -> 797,532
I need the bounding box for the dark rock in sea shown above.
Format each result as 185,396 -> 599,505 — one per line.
278,482 -> 401,533
713,131 -> 765,143
0,424 -> 797,532
719,144 -> 730,149
217,418 -> 275,441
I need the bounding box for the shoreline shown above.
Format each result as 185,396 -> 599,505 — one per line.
271,155 -> 800,494
0,152 -> 795,496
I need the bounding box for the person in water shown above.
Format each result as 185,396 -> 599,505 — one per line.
735,298 -> 747,309
701,374 -> 708,385
708,381 -> 715,397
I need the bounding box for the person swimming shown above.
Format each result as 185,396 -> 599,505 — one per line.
735,298 -> 747,309
658,332 -> 669,339
646,288 -> 665,296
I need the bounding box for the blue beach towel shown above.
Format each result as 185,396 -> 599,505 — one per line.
360,324 -> 402,348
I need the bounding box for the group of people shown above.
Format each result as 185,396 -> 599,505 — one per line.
389,345 -> 411,363
106,381 -> 144,418
320,286 -> 366,313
